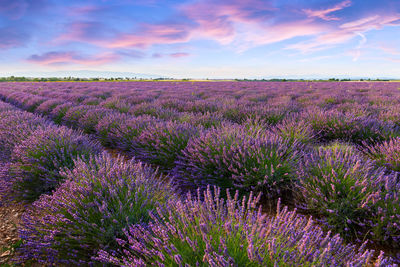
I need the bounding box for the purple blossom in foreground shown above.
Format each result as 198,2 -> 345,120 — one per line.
174,125 -> 304,198
18,152 -> 174,265
11,125 -> 102,201
97,186 -> 394,266
295,145 -> 393,241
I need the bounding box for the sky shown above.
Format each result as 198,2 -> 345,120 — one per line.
0,0 -> 400,79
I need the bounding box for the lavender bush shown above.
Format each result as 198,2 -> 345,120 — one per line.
97,186 -> 392,266
0,110 -> 52,160
361,137 -> 400,172
174,125 -> 304,197
273,117 -> 315,144
19,153 -> 174,265
133,121 -> 199,170
295,146 -> 386,239
11,126 -> 102,201
50,102 -> 74,124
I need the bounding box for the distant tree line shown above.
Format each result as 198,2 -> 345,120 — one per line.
0,76 -> 394,82
234,78 -> 393,82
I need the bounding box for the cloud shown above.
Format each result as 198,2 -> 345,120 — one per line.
0,0 -> 49,20
56,21 -> 116,44
0,26 -> 29,49
180,0 -> 276,44
379,45 -> 400,55
50,0 -> 400,56
286,14 -> 400,53
169,52 -> 190,58
105,23 -> 192,48
303,0 -> 352,21
27,51 -> 119,66
151,52 -> 190,58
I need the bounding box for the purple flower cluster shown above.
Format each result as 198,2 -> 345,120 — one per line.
0,81 -> 400,263
97,186 -> 393,266
362,137 -> 400,172
296,145 -> 400,246
273,116 -> 315,144
0,109 -> 52,160
133,121 -> 199,170
11,125 -> 102,201
19,152 -> 174,265
174,124 -> 304,197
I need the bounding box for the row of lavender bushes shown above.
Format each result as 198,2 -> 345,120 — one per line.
0,100 -> 397,265
1,83 -> 400,251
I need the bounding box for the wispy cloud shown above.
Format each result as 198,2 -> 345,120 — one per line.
27,51 -> 119,66
303,0 -> 352,21
286,14 -> 400,53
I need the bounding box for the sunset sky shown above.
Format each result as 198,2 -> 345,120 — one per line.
1,0 -> 400,78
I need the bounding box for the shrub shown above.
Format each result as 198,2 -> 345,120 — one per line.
130,103 -> 179,120
133,121 -> 199,170
361,137 -> 400,172
77,108 -> 111,134
95,113 -> 129,147
371,174 -> 400,247
97,187 -> 391,266
0,101 -> 16,112
305,109 -> 357,142
273,118 -> 315,144
0,110 -> 52,160
174,125 -> 304,197
19,153 -> 174,265
36,99 -> 65,115
101,97 -> 131,113
11,126 -> 102,201
177,111 -> 224,129
295,146 -> 386,240
62,105 -> 90,128
351,117 -> 399,145
50,102 -> 74,124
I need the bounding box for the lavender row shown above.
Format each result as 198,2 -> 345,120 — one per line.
0,99 -> 397,265
1,84 -> 400,249
2,82 -> 400,259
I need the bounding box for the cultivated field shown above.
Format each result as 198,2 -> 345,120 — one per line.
0,81 -> 399,266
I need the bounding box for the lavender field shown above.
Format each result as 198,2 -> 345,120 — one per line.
1,81 -> 400,266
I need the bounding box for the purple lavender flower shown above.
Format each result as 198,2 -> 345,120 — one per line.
97,186 -> 393,266
133,121 -> 199,171
174,124 -> 304,198
11,125 -> 102,201
19,152 -> 175,265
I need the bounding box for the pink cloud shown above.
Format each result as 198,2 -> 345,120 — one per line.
180,0 -> 276,44
151,52 -> 190,58
287,14 -> 400,53
55,22 -> 114,44
105,23 -> 192,48
169,52 -> 190,58
379,44 -> 400,55
27,51 -> 119,66
303,0 -> 352,21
